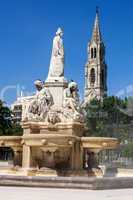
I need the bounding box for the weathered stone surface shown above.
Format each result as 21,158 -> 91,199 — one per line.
47,27 -> 64,80
0,175 -> 133,190
0,26 -> 119,177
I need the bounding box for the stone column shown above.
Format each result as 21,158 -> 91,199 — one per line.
45,81 -> 67,108
70,145 -> 75,170
12,147 -> 22,167
22,145 -> 32,169
74,142 -> 84,170
70,141 -> 83,171
79,145 -> 84,170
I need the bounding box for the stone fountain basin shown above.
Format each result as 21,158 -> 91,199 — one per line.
81,137 -> 119,153
0,136 -> 119,151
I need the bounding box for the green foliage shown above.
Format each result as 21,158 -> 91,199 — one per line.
6,123 -> 23,136
122,142 -> 133,158
0,100 -> 23,136
0,100 -> 12,135
85,96 -> 133,140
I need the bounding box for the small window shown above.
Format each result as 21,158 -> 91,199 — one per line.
90,68 -> 95,84
101,69 -> 104,86
100,48 -> 102,58
91,48 -> 93,59
94,48 -> 97,58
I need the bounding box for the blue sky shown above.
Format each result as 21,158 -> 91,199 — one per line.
0,0 -> 133,104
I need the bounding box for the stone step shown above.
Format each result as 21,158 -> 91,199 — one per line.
0,175 -> 133,190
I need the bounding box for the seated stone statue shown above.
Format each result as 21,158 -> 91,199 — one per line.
26,80 -> 53,121
63,81 -> 79,112
63,81 -> 84,122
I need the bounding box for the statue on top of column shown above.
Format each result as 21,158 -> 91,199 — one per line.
47,27 -> 64,78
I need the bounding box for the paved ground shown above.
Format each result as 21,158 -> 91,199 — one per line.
0,187 -> 133,200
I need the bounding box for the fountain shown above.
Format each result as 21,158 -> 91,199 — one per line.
0,28 -> 119,177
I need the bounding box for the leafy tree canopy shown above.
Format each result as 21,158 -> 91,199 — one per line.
85,96 -> 133,141
0,100 -> 22,136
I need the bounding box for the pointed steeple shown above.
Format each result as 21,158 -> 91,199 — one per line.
84,8 -> 107,103
91,7 -> 102,43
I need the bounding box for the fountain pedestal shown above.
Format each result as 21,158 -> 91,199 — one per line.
21,121 -> 85,174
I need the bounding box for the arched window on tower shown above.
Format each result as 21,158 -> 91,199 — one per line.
100,48 -> 104,61
90,68 -> 95,84
101,69 -> 104,87
91,48 -> 93,59
94,48 -> 97,58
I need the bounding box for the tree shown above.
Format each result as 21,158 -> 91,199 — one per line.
0,100 -> 11,135
85,96 -> 133,141
0,100 -> 23,136
122,142 -> 133,158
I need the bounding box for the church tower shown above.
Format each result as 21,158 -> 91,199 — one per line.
84,9 -> 107,103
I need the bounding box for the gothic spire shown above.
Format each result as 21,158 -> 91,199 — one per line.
91,7 -> 102,43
